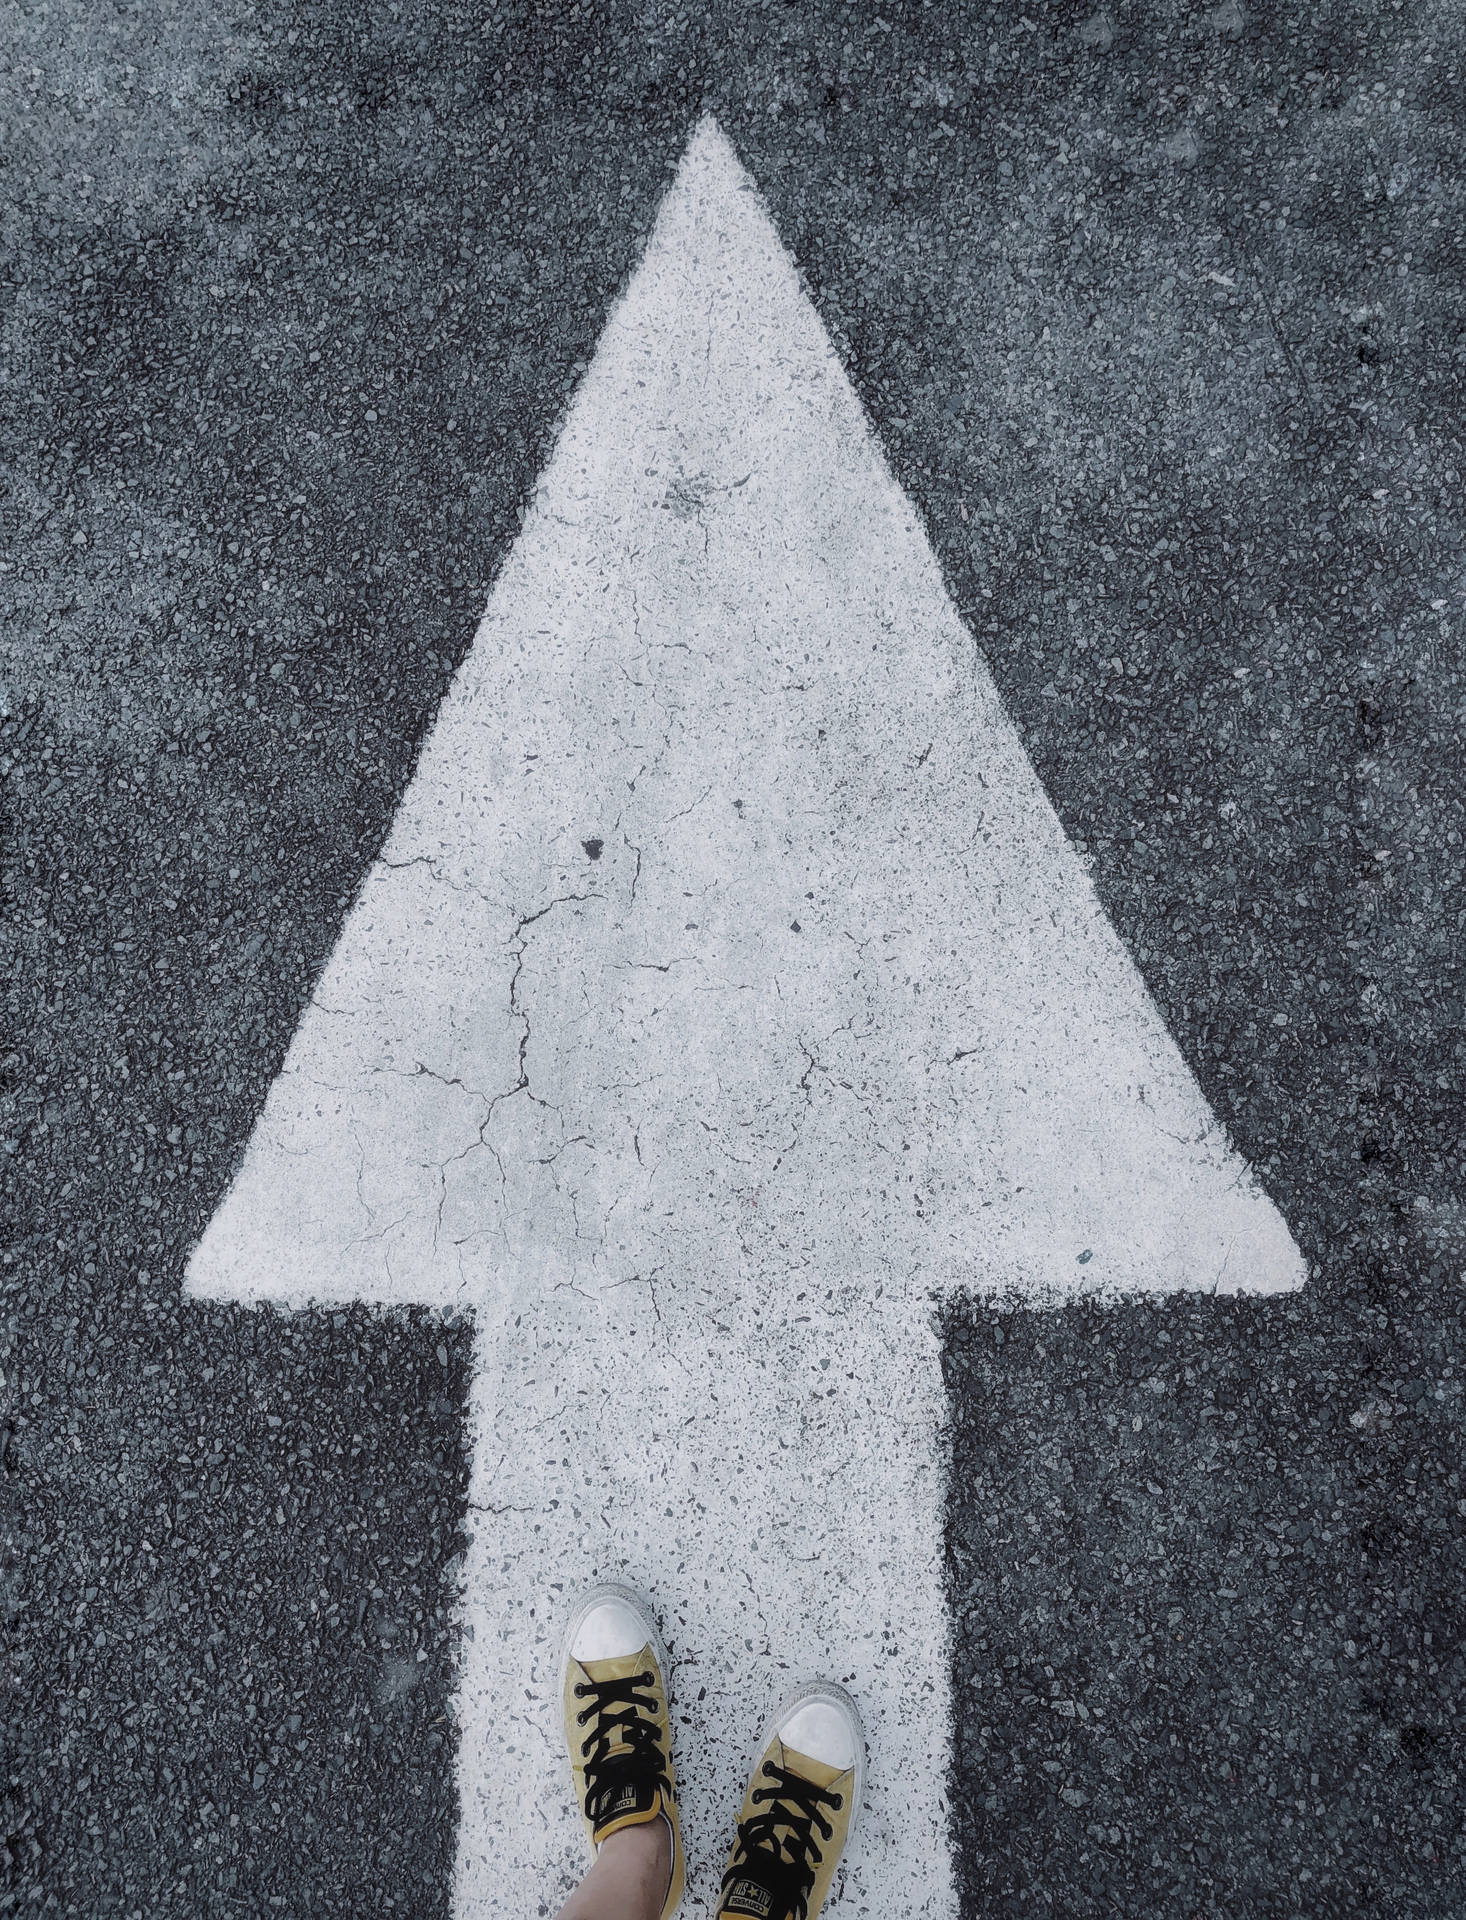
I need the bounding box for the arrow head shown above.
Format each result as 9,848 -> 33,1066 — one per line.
188,116 -> 1303,1317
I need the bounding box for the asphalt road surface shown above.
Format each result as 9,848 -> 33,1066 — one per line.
5,3 -> 1464,1915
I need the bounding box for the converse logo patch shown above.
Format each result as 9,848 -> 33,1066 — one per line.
596,1781 -> 646,1823
724,1879 -> 775,1917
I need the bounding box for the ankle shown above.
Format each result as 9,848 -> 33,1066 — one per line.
600,1813 -> 671,1883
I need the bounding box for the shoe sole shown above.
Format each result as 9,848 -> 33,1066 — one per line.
751,1678 -> 866,1847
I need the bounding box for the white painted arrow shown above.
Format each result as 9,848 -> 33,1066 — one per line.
186,118 -> 1304,1918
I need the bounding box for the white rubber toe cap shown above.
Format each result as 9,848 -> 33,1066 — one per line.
778,1696 -> 859,1771
569,1595 -> 653,1664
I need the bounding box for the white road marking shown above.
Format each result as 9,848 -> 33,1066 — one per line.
186,118 -> 1304,1918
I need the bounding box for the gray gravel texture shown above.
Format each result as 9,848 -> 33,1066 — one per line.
3,1 -> 1464,1915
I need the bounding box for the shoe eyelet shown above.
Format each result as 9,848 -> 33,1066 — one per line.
573,1683 -> 589,1699
829,1795 -> 843,1810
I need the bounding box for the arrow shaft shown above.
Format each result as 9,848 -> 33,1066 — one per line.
454,1291 -> 954,1917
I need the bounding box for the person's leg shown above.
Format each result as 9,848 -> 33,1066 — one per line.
552,1815 -> 671,1920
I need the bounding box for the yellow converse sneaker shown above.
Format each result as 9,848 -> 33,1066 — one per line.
717,1684 -> 864,1920
560,1583 -> 684,1920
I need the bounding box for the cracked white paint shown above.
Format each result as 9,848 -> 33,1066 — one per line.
187,118 -> 1304,1919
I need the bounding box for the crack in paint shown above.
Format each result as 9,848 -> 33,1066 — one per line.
537,1134 -> 592,1167
619,825 -> 644,905
380,851 -> 499,912
661,783 -> 712,827
375,1060 -> 492,1100
412,891 -> 609,1259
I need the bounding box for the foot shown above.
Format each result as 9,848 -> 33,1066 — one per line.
717,1684 -> 864,1920
560,1583 -> 685,1920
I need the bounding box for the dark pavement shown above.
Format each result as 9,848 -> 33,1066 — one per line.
4,3 -> 1463,1912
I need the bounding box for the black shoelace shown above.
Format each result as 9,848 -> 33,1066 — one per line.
721,1759 -> 844,1920
574,1670 -> 669,1828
